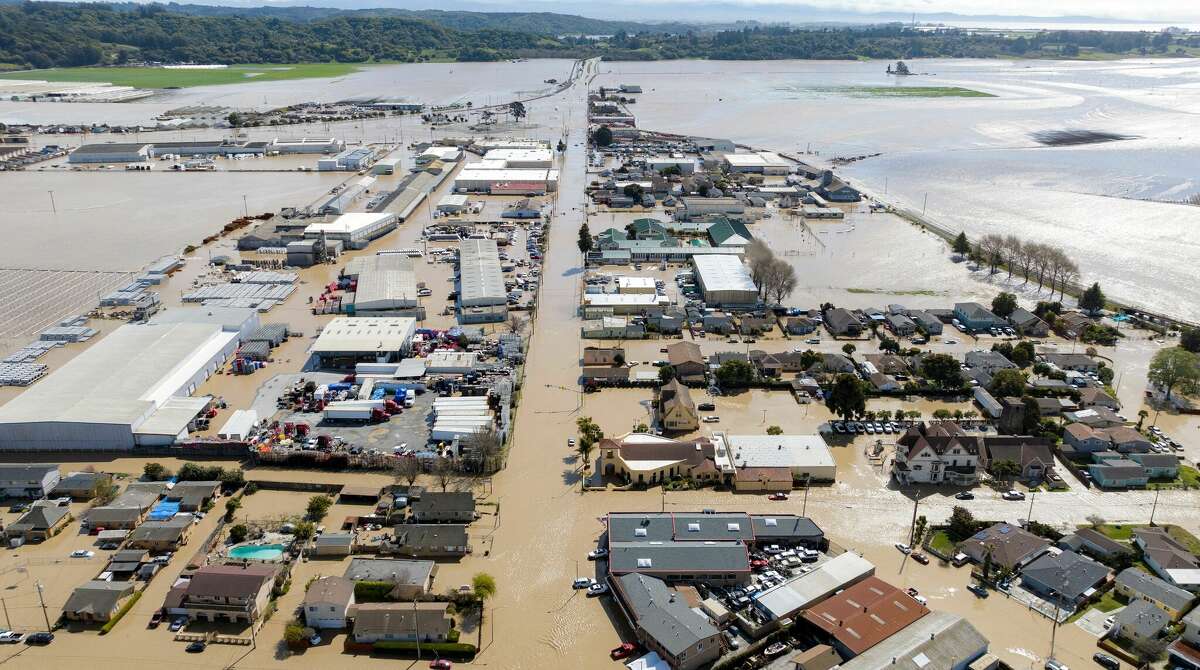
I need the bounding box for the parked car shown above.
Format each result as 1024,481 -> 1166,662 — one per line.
587,582 -> 609,597
25,632 -> 53,646
702,416 -> 720,423
1092,653 -> 1119,670
1045,659 -> 1068,670
0,631 -> 23,644
169,617 -> 187,632
69,549 -> 95,559
572,577 -> 594,589
148,611 -> 164,629
610,643 -> 637,660
967,583 -> 989,598
587,548 -> 608,560
768,493 -> 789,501
697,403 -> 716,411
894,543 -> 912,554
429,660 -> 452,669
567,438 -> 576,447
954,491 -> 975,500
1002,490 -> 1026,501
911,552 -> 930,565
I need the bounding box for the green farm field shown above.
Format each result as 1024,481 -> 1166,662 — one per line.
0,63 -> 365,88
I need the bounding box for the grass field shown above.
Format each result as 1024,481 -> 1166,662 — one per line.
0,63 -> 365,89
813,85 -> 995,98
929,530 -> 956,556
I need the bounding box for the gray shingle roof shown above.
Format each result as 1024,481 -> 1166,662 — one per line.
1116,599 -> 1170,639
1021,550 -> 1109,599
616,573 -> 718,657
1116,568 -> 1195,612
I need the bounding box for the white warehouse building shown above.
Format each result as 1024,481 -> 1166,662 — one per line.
304,212 -> 397,250
691,255 -> 759,306
0,323 -> 237,451
458,238 -> 507,323
483,148 -> 554,168
453,168 -> 559,193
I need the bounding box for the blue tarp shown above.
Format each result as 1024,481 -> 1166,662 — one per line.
147,501 -> 180,521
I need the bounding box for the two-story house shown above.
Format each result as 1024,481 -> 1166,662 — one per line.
353,602 -> 452,643
180,564 -> 279,624
891,422 -> 980,486
409,492 -> 476,523
0,464 -> 60,499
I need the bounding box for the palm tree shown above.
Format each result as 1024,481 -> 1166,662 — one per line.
1137,410 -> 1149,431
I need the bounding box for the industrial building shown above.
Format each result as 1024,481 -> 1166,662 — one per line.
0,323 -> 237,450
371,158 -> 400,175
318,176 -> 377,215
437,194 -> 470,213
149,306 -> 261,342
581,293 -> 672,315
483,148 -> 554,168
646,156 -> 696,174
722,151 -> 792,174
346,254 -> 421,317
453,168 -> 559,193
713,433 -> 837,483
751,551 -> 876,622
417,146 -> 462,164
269,138 -> 343,154
691,255 -> 759,306
310,317 -> 416,368
318,146 -> 376,171
304,212 -> 397,250
457,238 -> 507,323
67,142 -> 151,164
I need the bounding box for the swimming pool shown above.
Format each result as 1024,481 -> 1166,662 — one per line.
228,543 -> 286,561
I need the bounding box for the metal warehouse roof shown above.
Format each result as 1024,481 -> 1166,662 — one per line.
354,256 -> 418,311
304,212 -> 394,237
691,255 -> 757,293
458,238 -> 506,306
311,317 -> 416,353
71,143 -> 150,155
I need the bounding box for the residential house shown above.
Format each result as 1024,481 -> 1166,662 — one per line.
801,576 -> 930,660
908,311 -> 943,336
707,217 -> 753,248
1008,308 -> 1050,337
824,308 -> 863,337
387,524 -> 471,558
666,341 -> 707,383
1106,426 -> 1153,453
891,422 -> 981,486
353,602 -> 453,644
582,346 -> 625,367
5,501 -> 71,542
0,464 -> 60,498
1078,387 -> 1121,411
582,366 -> 630,383
1019,550 -> 1109,609
749,351 -> 784,378
1062,407 -> 1125,429
164,481 -> 221,511
647,310 -> 685,335
959,523 -> 1050,571
85,486 -> 161,530
61,581 -> 136,623
863,354 -> 911,377
810,353 -> 856,376
964,350 -> 1016,374
816,173 -> 861,202
1058,528 -> 1133,562
105,549 -> 150,579
1064,423 -> 1115,454
791,644 -> 842,670
1089,458 -> 1149,489
343,558 -> 436,600
598,434 -> 722,486
786,317 -> 818,335
1130,453 -> 1181,479
582,317 -> 645,339
869,373 -> 901,392
885,314 -> 917,337
612,573 -> 723,670
702,312 -> 734,334
125,515 -> 194,551
303,576 -> 355,629
954,303 -> 1006,332
1056,311 -> 1094,337
1168,608 -> 1200,669
660,378 -> 699,432
50,471 -> 112,500
1114,568 -> 1194,620
836,612 -> 989,670
409,492 -> 475,523
1112,599 -> 1170,642
1134,528 -> 1200,591
982,439 -> 1057,484
740,315 -> 775,335
180,563 -> 279,624
1044,353 -> 1100,373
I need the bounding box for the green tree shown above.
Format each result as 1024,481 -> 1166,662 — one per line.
878,337 -> 900,354
952,232 -> 971,255
633,422 -> 649,433
933,408 -> 952,419
472,572 -> 497,604
575,416 -> 604,478
988,369 -> 1028,398
715,359 -> 755,388
658,364 -> 676,383
591,125 -> 613,147
921,354 -> 964,389
1181,328 -> 1200,353
1098,365 -> 1114,384
946,506 -> 977,542
508,101 -> 526,120
143,462 -> 168,481
911,515 -> 928,546
306,495 -> 333,521
991,459 -> 1021,481
1011,341 -> 1035,368
1021,396 -> 1042,433
766,425 -> 783,435
229,524 -> 249,543
224,497 -> 242,522
283,619 -> 306,646
826,374 -> 866,421
842,343 -> 856,358
623,183 -> 644,200
293,521 -> 316,540
577,222 -> 592,255
991,292 -> 1017,319
1137,409 -> 1149,430
1148,347 -> 1200,402
1079,282 -> 1106,314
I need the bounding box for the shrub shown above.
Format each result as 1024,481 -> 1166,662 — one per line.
372,641 -> 476,660
99,590 -> 143,635
354,581 -> 395,602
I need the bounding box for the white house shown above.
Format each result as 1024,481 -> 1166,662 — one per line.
303,576 -> 355,629
891,423 -> 981,486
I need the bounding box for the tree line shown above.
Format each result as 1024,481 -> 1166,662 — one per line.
0,2 -> 1186,70
960,232 -> 1081,301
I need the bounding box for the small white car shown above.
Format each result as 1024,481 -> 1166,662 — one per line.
587,548 -> 608,560
587,582 -> 609,597
572,577 -> 594,589
69,550 -> 95,559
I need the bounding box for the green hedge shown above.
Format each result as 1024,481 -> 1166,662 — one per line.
354,581 -> 394,602
372,641 -> 476,660
99,590 -> 143,635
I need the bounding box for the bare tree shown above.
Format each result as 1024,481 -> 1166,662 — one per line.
1001,235 -> 1022,279
745,239 -> 774,298
433,456 -> 456,492
464,426 -> 504,474
393,456 -> 422,488
507,312 -> 526,335
978,234 -> 1004,274
765,258 -> 798,305
1058,260 -> 1079,301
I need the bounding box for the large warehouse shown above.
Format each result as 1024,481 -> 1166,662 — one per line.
310,317 -> 416,368
714,433 -> 837,482
483,148 -> 554,168
691,255 -> 759,306
68,142 -> 151,164
453,168 -> 559,193
458,238 -> 507,323
347,255 -> 421,316
304,212 -> 397,250
0,323 -> 237,450
722,151 -> 792,175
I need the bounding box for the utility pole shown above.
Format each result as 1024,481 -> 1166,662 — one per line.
35,582 -> 50,632
802,474 -> 811,517
921,192 -> 928,215
1150,488 -> 1161,526
48,190 -> 56,214
1026,491 -> 1036,525
907,492 -> 921,546
413,598 -> 421,661
242,194 -> 248,218
1,598 -> 9,629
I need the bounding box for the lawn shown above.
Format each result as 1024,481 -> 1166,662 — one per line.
1088,523 -> 1200,555
1066,588 -> 1126,623
1091,524 -> 1136,541
929,530 -> 956,556
1149,465 -> 1200,490
810,85 -> 995,98
0,63 -> 365,89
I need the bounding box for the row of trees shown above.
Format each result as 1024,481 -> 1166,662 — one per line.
745,239 -> 798,305
972,234 -> 1081,301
